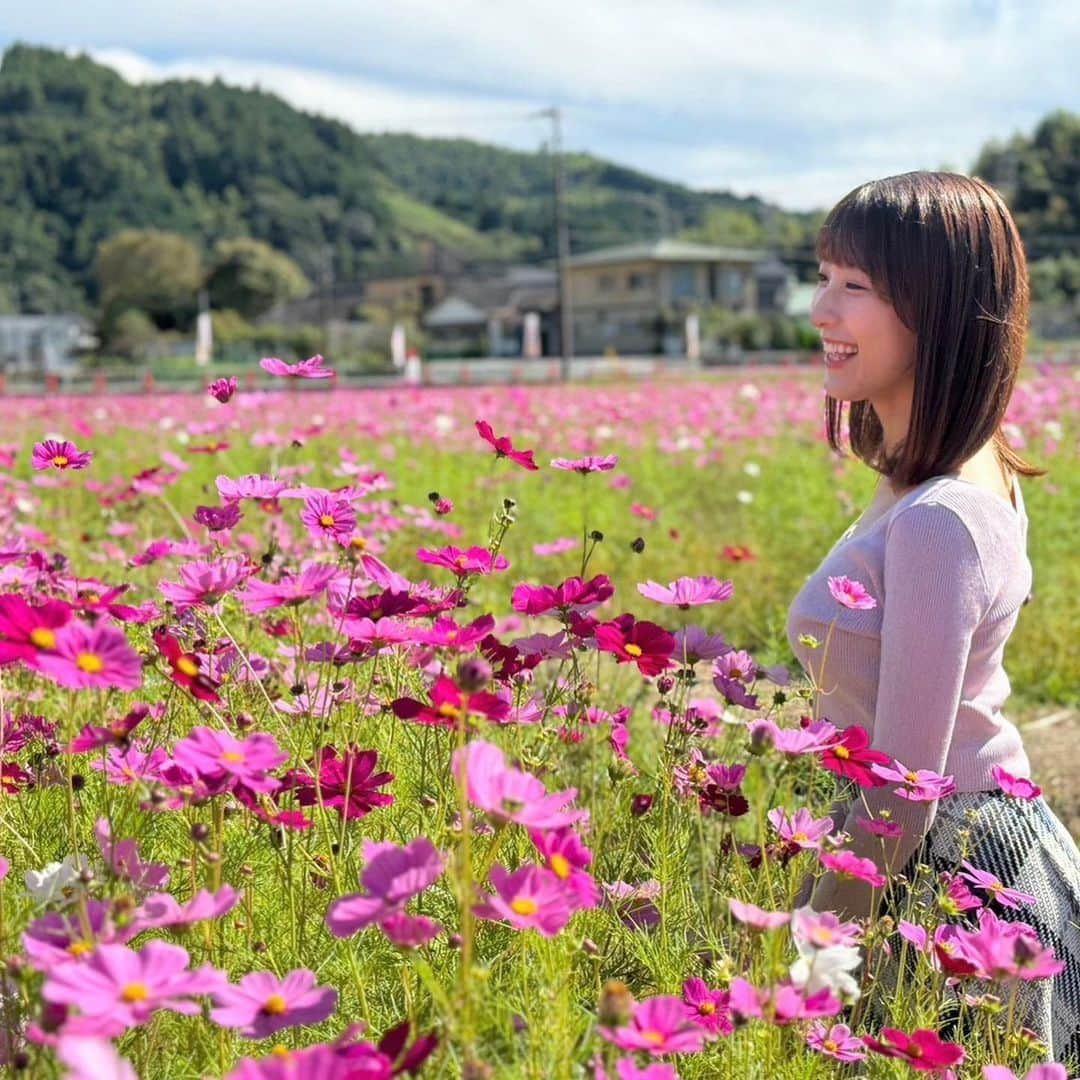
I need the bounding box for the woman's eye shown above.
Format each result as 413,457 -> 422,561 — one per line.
845,283 -> 866,291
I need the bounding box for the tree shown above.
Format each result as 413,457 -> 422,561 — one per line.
94,229 -> 204,333
206,237 -> 310,320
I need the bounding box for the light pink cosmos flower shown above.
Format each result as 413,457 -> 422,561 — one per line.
453,739 -> 588,831
991,764 -> 1042,800
130,886 -> 239,933
748,718 -> 839,757
379,912 -> 442,948
869,760 -> 957,801
325,837 -> 444,939
728,977 -> 843,1025
216,474 -> 288,502
550,454 -> 619,473
768,808 -> 834,851
806,1022 -> 866,1062
954,908 -> 1064,982
259,354 -> 334,378
31,620 -> 142,691
474,864 -> 577,937
637,575 -> 734,608
42,940 -> 224,1036
983,1064 -> 1069,1080
672,625 -> 732,664
93,818 -> 169,892
598,994 -> 707,1055
728,898 -> 791,931
958,860 -> 1037,910
56,1036 -> 138,1080
827,575 -> 877,610
235,564 -> 339,613
172,726 -> 286,795
818,850 -> 887,888
211,969 -> 337,1039
300,491 -> 356,545
533,537 -> 577,556
158,556 -> 251,610
791,906 -> 863,949
32,438 -> 93,470
594,1059 -> 678,1080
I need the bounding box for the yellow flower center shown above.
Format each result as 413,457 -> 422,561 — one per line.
221,750 -> 245,763
76,652 -> 104,673
176,656 -> 199,677
833,745 -> 850,759
904,771 -> 919,783
120,982 -> 149,1002
262,994 -> 288,1015
641,1029 -> 666,1045
271,1045 -> 292,1059
350,536 -> 368,550
437,703 -> 463,720
699,1001 -> 716,1016
67,941 -> 93,957
824,1039 -> 839,1052
369,608 -> 382,620
30,627 -> 56,649
510,898 -> 538,916
319,514 -> 335,528
550,853 -> 571,879
810,927 -> 834,946
52,454 -> 69,467
85,593 -> 101,605
624,643 -> 643,657
792,832 -> 808,843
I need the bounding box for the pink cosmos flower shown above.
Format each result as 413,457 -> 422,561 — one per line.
827,575 -> 877,610
416,545 -> 509,577
862,1028 -> 965,1072
768,808 -> 834,851
594,1060 -> 678,1080
672,625 -> 731,664
818,850 -> 887,888
411,613 -> 495,650
32,620 -> 142,691
728,898 -> 791,931
958,860 -> 1036,910
93,818 -> 169,892
953,907 -> 1064,982
380,912 -> 442,948
983,1065 -> 1069,1080
475,419 -> 539,470
728,978 -> 843,1025
821,725 -> 891,787
0,594 -> 72,665
550,454 -> 619,473
194,503 -> 244,532
211,969 -> 337,1039
806,1022 -> 866,1062
991,764 -> 1042,800
325,837 -> 444,938
392,674 -> 511,726
260,354 -> 334,378
474,864 -> 577,936
870,760 -> 957,801
32,439 -> 93,470
23,899 -> 130,970
681,977 -> 732,1037
207,376 -> 238,403
300,491 -> 356,544
172,726 -> 286,795
856,815 -> 905,839
595,614 -> 676,676
56,1036 -> 138,1080
533,537 -> 577,556
453,739 -> 588,831
748,718 -> 838,757
791,907 -> 863,949
42,940 -> 224,1036
216,474 -> 288,502
637,575 -> 734,608
530,827 -> 600,909
597,994 -> 707,1055
130,886 -> 239,933
236,564 -> 339,613
512,574 -> 614,615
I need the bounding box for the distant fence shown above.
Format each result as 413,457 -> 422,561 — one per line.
2,347 -> 1078,396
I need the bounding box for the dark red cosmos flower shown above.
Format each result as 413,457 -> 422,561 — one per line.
68,702 -> 160,753
284,746 -> 394,821
346,589 -> 422,621
392,674 -> 510,726
594,614 -> 676,676
820,724 -> 891,788
207,376 -> 238,403
152,628 -> 221,703
193,503 -> 243,532
474,419 -> 539,471
1,761 -> 33,794
480,634 -> 542,681
338,1019 -> 438,1077
0,594 -> 72,665
861,1028 -> 965,1072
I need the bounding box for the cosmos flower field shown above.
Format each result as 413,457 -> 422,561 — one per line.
0,363 -> 1077,1079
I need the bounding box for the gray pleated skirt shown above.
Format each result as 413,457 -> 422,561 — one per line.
888,790 -> 1080,1066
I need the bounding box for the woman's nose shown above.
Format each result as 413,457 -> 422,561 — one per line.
810,291 -> 835,330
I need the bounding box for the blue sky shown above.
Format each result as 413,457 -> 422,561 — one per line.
0,0 -> 1076,210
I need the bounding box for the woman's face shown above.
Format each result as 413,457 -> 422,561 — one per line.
811,260 -> 917,414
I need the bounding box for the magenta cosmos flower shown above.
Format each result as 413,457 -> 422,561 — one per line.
284,746 -> 394,820
392,674 -> 511,727
958,859 -> 1036,910
598,994 -> 707,1055
550,454 -> 619,473
32,620 -> 142,691
211,969 -> 337,1039
984,1065 -> 1069,1080
32,438 -> 93,470
475,419 -> 539,470
474,864 -> 577,937
325,837 -> 444,938
820,724 -> 891,788
453,739 -> 587,830
594,614 -> 676,676
130,885 -> 239,933
954,908 -> 1064,982
511,573 -> 614,615
207,376 -> 238,403
992,764 -> 1042,800
637,575 -> 734,608
768,807 -> 834,851
728,978 -> 842,1025
416,545 -> 509,577
260,354 -> 334,378
236,564 -> 339,613
681,977 -> 732,1037
862,1027 -> 965,1072
300,491 -> 356,545
827,575 -> 877,610
216,474 -> 288,501
159,556 -> 251,611
806,1022 -> 866,1062
530,827 -> 600,909
41,940 -> 224,1036
818,850 -> 887,888
172,726 -> 286,794
0,593 -> 72,665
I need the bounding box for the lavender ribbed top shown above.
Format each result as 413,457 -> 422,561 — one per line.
786,474 -> 1033,869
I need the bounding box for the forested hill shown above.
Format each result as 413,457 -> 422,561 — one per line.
0,44 -> 819,313
0,44 -> 1077,315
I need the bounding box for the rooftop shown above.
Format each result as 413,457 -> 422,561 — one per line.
567,239 -> 769,268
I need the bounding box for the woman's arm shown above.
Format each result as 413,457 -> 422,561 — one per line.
811,503 -> 991,921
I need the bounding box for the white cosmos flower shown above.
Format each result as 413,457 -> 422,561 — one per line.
736,490 -> 754,505
743,461 -> 761,477
24,854 -> 92,905
789,939 -> 862,1002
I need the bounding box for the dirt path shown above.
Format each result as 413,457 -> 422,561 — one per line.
1020,706 -> 1080,838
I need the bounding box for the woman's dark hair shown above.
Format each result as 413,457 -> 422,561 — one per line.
817,170 -> 1044,488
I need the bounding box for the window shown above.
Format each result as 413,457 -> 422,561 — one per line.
597,274 -> 616,292
627,271 -> 652,291
669,264 -> 698,300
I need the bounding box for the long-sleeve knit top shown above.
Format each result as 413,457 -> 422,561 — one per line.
786,474 -> 1033,877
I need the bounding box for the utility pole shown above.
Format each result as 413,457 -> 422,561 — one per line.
536,106 -> 574,381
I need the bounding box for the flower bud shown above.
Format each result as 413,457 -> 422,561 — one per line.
456,657 -> 493,693
630,793 -> 654,816
630,536 -> 645,553
598,980 -> 634,1027
656,675 -> 675,695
